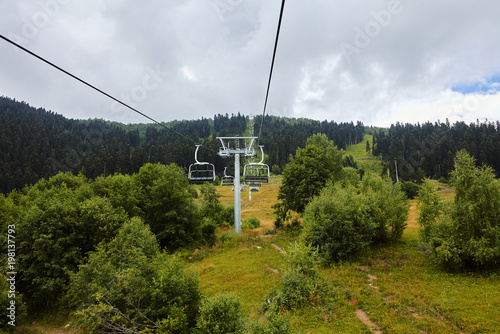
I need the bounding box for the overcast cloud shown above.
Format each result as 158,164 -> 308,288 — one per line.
1,0 -> 500,127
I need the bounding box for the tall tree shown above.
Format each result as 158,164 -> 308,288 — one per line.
276,134 -> 343,216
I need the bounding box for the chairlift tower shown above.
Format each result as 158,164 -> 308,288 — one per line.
217,137 -> 257,233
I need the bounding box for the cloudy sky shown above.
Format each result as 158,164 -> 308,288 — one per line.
1,0 -> 500,127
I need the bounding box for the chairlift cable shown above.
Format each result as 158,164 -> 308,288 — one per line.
256,0 -> 286,147
0,34 -> 217,154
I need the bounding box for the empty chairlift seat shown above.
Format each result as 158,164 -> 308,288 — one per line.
221,167 -> 234,186
188,145 -> 216,184
243,146 -> 269,184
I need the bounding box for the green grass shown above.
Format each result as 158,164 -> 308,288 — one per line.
193,233 -> 284,316
20,149 -> 500,333
344,134 -> 384,175
191,180 -> 500,333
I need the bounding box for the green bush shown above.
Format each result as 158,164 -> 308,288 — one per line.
400,180 -> 420,199
221,206 -> 235,227
244,307 -> 294,334
271,164 -> 282,175
360,173 -> 409,243
302,184 -> 375,261
242,216 -> 260,229
195,293 -> 244,334
200,183 -> 224,227
417,151 -> 500,271
201,218 -> 217,246
417,179 -> 446,243
68,218 -> 201,333
15,174 -> 129,310
277,133 -> 343,214
134,163 -> 203,251
263,243 -> 336,312
437,176 -> 448,184
283,218 -> 303,236
302,173 -> 409,262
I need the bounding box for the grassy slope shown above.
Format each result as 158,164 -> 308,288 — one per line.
20,146 -> 500,333
194,178 -> 500,333
344,134 -> 384,175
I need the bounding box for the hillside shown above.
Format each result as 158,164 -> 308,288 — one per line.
192,180 -> 500,333
17,179 -> 500,333
0,96 -> 365,193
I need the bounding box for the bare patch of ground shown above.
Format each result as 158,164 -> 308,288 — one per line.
272,243 -> 287,255
355,309 -> 382,334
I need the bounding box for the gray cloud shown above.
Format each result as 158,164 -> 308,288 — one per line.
1,0 -> 499,127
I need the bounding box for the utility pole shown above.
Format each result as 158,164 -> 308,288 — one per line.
394,159 -> 399,182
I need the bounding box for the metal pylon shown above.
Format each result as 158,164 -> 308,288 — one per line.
216,137 -> 257,233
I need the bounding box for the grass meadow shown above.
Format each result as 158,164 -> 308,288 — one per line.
19,139 -> 500,333
193,181 -> 500,333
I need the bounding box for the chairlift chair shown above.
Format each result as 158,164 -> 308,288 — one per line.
243,146 -> 270,184
221,167 -> 234,186
188,145 -> 216,184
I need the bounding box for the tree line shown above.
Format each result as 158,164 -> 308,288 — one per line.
254,115 -> 365,171
0,97 -> 366,193
373,120 -> 500,181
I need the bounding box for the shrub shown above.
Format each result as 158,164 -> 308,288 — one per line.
417,179 -> 446,242
195,293 -> 244,334
277,134 -> 343,214
68,218 -> 201,333
302,184 -> 375,261
417,151 -> 500,271
201,218 -> 217,246
400,180 -> 420,199
16,175 -> 129,310
360,173 -> 409,243
200,183 -> 224,227
271,164 -> 282,175
302,173 -> 409,262
221,206 -> 235,227
437,176 -> 448,184
283,217 -> 303,236
242,216 -> 260,229
244,313 -> 294,334
262,243 -> 337,312
134,163 -> 202,251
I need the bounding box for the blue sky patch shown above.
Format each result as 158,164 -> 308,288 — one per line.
452,74 -> 500,94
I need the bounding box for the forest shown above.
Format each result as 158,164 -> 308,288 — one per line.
373,120 -> 500,181
1,96 -> 500,332
0,96 -> 366,193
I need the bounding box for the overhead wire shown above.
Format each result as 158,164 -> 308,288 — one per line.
1,0 -> 286,154
256,0 -> 286,147
0,34 -> 215,153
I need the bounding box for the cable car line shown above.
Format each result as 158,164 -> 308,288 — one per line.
256,0 -> 286,147
2,0 -> 286,185
0,34 -> 213,153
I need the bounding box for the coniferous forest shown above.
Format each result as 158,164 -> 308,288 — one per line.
2,96 -> 500,194
0,96 -> 366,193
373,121 -> 500,181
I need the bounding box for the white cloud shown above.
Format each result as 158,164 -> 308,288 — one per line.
1,0 -> 500,126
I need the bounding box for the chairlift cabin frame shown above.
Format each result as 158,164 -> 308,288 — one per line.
221,167 -> 234,186
188,145 -> 216,184
243,146 -> 270,184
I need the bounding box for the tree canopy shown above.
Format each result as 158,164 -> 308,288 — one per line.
276,133 -> 344,216
417,151 -> 500,271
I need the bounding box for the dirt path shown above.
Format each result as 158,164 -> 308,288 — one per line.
355,309 -> 382,334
